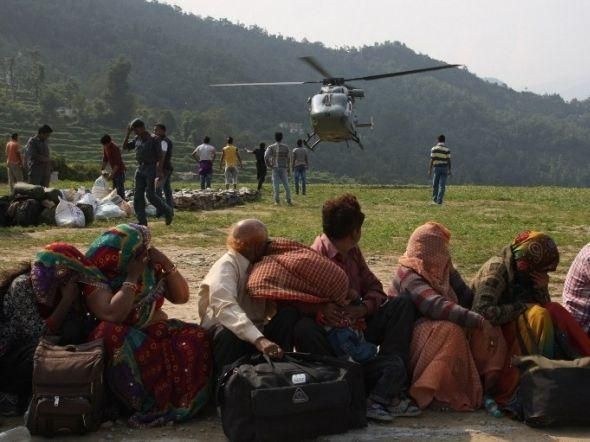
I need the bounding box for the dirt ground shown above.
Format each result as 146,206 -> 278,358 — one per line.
1,243 -> 589,441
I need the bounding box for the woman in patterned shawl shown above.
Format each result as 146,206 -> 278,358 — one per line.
85,224 -> 211,428
390,222 -> 506,412
0,243 -> 108,415
471,230 -> 590,413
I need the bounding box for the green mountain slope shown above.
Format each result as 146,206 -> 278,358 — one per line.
1,0 -> 590,185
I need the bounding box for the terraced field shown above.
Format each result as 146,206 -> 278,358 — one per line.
0,91 -> 341,183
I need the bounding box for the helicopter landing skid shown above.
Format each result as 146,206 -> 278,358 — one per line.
351,133 -> 364,150
304,133 -> 321,150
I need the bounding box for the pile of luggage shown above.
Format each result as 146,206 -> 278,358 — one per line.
0,179 -> 133,228
171,187 -> 258,211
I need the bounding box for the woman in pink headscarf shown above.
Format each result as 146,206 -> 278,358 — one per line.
390,222 -> 506,412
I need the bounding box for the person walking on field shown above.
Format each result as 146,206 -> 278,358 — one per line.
246,142 -> 267,192
265,132 -> 292,206
5,133 -> 24,192
291,139 -> 309,195
154,123 -> 174,217
219,136 -> 242,190
25,124 -> 53,187
192,136 -> 216,190
122,118 -> 174,226
428,134 -> 452,205
100,134 -> 126,200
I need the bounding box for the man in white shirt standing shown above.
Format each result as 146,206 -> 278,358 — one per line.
197,219 -> 299,374
192,136 -> 217,190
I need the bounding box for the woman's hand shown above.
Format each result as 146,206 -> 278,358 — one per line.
148,247 -> 173,271
126,252 -> 148,281
531,272 -> 549,289
60,274 -> 80,305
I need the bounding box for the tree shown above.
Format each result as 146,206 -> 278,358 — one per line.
157,109 -> 177,134
31,62 -> 45,101
103,57 -> 134,126
39,87 -> 63,117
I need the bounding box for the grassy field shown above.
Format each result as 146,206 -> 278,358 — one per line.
0,182 -> 588,295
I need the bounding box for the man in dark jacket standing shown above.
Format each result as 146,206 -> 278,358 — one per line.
122,119 -> 173,226
25,124 -> 53,186
154,123 -> 174,217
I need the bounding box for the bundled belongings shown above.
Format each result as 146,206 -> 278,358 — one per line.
39,206 -> 57,226
8,198 -> 42,227
25,338 -> 105,437
91,174 -> 110,200
247,239 -> 376,362
13,182 -> 46,200
76,203 -> 94,226
247,238 -> 349,305
0,195 -> 11,227
55,198 -> 85,228
515,355 -> 590,427
218,352 -> 367,442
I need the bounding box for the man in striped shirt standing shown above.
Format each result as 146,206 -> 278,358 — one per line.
428,134 -> 452,205
264,132 -> 292,206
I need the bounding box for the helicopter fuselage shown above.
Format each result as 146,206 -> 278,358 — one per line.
308,86 -> 356,143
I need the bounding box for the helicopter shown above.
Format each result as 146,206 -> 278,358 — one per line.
211,56 -> 461,150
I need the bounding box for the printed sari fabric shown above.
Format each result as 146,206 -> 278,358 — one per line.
472,231 -> 590,409
86,224 -> 211,428
398,223 -> 505,411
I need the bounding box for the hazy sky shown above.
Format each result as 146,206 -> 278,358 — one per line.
168,0 -> 590,100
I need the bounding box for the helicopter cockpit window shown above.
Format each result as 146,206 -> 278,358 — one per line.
331,94 -> 348,107
322,94 -> 332,106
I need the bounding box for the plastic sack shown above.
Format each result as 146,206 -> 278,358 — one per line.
95,202 -> 126,220
91,175 -> 111,200
145,204 -> 157,217
59,189 -> 77,202
55,198 -> 85,228
100,189 -> 123,206
119,200 -> 134,216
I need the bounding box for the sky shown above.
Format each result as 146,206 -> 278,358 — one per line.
167,0 -> 590,101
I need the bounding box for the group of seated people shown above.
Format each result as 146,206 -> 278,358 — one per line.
1,192 -> 590,428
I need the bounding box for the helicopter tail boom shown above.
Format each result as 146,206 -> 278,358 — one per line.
356,116 -> 374,129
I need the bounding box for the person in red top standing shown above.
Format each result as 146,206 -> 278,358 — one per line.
100,134 -> 126,200
5,133 -> 23,192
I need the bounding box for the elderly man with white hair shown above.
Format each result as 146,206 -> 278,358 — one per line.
197,219 -> 299,375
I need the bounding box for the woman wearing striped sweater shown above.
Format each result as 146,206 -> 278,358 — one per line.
390,222 -> 506,411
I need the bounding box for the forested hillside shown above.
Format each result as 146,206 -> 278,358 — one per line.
1,0 -> 590,185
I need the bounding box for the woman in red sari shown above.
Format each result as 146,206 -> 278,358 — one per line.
85,224 -> 211,428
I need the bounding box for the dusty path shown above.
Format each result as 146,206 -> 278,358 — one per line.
1,244 -> 588,441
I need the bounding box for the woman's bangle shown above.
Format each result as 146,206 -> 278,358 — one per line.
122,281 -> 138,292
162,264 -> 177,276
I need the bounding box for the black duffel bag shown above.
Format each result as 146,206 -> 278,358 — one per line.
515,355 -> 590,427
218,352 -> 367,442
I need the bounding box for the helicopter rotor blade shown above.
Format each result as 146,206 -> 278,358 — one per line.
344,64 -> 462,82
210,81 -> 319,87
299,56 -> 334,79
